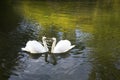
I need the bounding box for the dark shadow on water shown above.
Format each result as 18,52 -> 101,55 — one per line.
0,1 -> 21,32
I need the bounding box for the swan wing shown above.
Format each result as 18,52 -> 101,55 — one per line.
21,41 -> 34,52
30,40 -> 46,53
53,40 -> 75,53
22,40 -> 46,53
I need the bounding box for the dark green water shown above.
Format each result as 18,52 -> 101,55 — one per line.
0,0 -> 120,80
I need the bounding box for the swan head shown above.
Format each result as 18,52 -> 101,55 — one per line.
42,36 -> 47,41
52,37 -> 56,41
42,36 -> 52,43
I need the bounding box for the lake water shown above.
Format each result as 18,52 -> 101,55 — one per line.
0,1 -> 120,80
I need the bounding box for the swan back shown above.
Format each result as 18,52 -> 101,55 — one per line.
22,40 -> 47,53
53,40 -> 75,53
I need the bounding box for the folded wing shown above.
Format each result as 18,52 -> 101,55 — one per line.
53,40 -> 75,53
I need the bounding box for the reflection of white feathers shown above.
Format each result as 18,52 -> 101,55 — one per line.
21,37 -> 48,53
51,38 -> 75,53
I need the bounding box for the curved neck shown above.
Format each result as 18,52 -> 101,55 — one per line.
42,39 -> 48,51
51,38 -> 56,53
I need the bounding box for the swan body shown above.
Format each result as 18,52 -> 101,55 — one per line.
51,38 -> 75,53
21,37 -> 48,53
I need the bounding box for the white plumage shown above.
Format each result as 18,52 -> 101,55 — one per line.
51,38 -> 75,53
21,37 -> 48,53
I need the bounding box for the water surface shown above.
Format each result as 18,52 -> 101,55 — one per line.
0,1 -> 120,80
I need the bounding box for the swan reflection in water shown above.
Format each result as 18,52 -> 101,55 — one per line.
21,36 -> 75,65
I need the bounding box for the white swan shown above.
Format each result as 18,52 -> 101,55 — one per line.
21,37 -> 48,53
51,37 -> 75,53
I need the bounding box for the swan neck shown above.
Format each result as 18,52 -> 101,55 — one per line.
42,39 -> 48,51
51,38 -> 56,53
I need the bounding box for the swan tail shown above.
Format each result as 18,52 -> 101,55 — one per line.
63,45 -> 75,53
21,48 -> 27,51
70,45 -> 75,49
